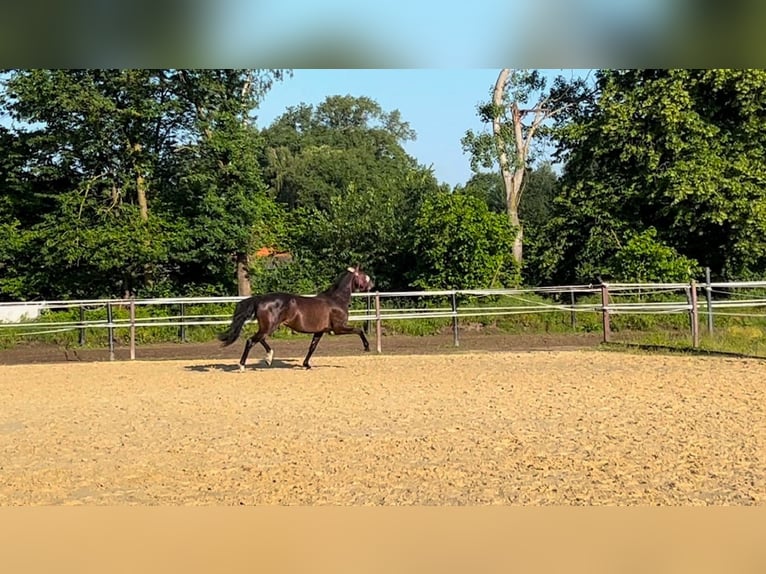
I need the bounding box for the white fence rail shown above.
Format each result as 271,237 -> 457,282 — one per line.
3,279 -> 766,359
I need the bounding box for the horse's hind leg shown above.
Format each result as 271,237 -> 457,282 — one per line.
302,333 -> 324,369
332,325 -> 370,352
259,339 -> 274,366
358,329 -> 370,352
239,328 -> 268,372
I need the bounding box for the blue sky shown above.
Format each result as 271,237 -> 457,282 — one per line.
210,1 -> 670,68
254,69 -> 584,188
1,68 -> 588,188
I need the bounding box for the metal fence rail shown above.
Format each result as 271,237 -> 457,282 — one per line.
3,278 -> 766,359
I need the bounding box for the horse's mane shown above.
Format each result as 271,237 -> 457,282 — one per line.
319,269 -> 354,299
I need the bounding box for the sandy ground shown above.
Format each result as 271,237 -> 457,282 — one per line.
0,349 -> 762,505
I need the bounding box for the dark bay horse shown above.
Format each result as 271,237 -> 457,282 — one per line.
218,265 -> 374,371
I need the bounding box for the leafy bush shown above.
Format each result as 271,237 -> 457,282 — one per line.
411,191 -> 520,290
611,228 -> 701,282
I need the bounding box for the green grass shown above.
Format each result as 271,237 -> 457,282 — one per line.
615,326 -> 766,357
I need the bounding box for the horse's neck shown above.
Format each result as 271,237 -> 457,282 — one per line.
320,274 -> 353,304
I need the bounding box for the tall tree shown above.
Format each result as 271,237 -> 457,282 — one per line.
462,69 -> 589,266
545,69 -> 766,284
0,69 -> 288,299
160,69 -> 289,296
1,70 -> 183,297
261,95 -> 417,211
259,95 -> 441,290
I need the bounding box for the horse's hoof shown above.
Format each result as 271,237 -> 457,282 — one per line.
303,364 -> 312,370
363,347 -> 370,353
238,364 -> 245,373
265,350 -> 274,366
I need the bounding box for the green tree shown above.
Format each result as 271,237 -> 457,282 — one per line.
459,172 -> 505,214
462,69 -> 587,266
0,69 -> 288,299
260,95 -> 442,290
0,125 -> 33,299
612,228 -> 700,283
261,95 -> 417,211
411,191 -> 519,290
163,70 -> 289,295
1,70 -> 181,297
546,69 -> 766,284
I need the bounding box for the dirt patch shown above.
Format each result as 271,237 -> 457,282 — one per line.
0,350 -> 762,505
0,331 -> 602,365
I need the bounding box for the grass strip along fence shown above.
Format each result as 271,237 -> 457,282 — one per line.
4,278 -> 766,359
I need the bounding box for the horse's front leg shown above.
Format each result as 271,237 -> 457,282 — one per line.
302,332 -> 324,369
332,324 -> 370,352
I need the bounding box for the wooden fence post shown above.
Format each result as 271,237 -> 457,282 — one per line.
129,298 -> 136,360
600,283 -> 610,343
374,291 -> 382,354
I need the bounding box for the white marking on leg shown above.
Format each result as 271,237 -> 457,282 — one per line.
266,349 -> 274,366
238,364 -> 245,373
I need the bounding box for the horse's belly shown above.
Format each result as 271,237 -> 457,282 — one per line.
283,298 -> 329,333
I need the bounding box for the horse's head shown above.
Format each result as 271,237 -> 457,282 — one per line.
347,265 -> 374,292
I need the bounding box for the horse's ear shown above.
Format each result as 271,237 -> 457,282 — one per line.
347,266 -> 355,273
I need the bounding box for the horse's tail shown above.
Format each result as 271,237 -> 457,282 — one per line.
218,296 -> 260,346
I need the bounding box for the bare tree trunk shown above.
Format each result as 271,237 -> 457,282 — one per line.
128,142 -> 153,289
111,182 -> 120,208
507,205 -> 523,263
510,102 -> 529,267
136,173 -> 148,221
236,252 -> 252,296
493,69 -> 524,266
130,142 -> 149,221
488,68 -> 580,269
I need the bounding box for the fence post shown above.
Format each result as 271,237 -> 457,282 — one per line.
129,298 -> 136,360
179,303 -> 187,343
600,283 -> 610,343
451,291 -> 459,347
107,302 -> 115,361
365,294 -> 371,336
569,289 -> 576,330
374,291 -> 382,354
79,306 -> 86,346
689,280 -> 699,348
704,266 -> 713,335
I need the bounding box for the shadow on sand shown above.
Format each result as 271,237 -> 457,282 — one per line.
604,341 -> 766,361
184,358 -> 345,373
